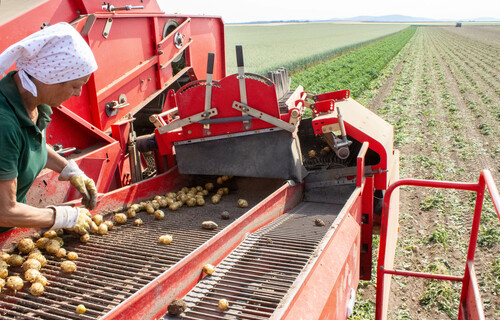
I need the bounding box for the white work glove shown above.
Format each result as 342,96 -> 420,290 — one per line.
58,160 -> 98,210
48,206 -> 92,235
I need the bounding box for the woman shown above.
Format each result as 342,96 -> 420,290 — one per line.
0,22 -> 98,233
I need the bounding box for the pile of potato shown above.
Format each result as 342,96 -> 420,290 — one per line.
0,229 -> 81,297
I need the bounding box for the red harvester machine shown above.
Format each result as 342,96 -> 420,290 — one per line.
0,1 -> 498,319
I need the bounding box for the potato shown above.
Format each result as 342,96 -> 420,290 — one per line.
166,192 -> 177,199
7,254 -> 24,267
154,210 -> 165,220
169,202 -> 181,211
237,199 -> 248,208
159,198 -> 168,208
216,188 -> 224,196
98,223 -> 108,235
202,189 -> 209,196
56,248 -> 67,258
181,187 -> 189,193
320,146 -> 331,156
0,252 -> 10,262
22,258 -> 42,271
45,239 -> 61,254
24,269 -> 41,283
80,233 -> 90,243
179,194 -> 189,204
166,198 -> 175,206
222,187 -> 229,195
130,204 -> 141,212
126,208 -> 136,218
6,276 -> 24,291
196,198 -> 205,206
202,264 -> 215,275
154,195 -> 162,201
152,200 -> 160,210
29,282 -> 45,296
204,182 -> 214,191
55,228 -> 64,237
114,213 -> 127,224
67,252 -> 78,261
28,248 -> 42,257
0,278 -> 5,292
314,218 -> 325,226
104,220 -> 114,230
145,203 -> 155,214
60,261 -> 77,273
18,238 -> 35,254
218,298 -> 229,310
92,214 -> 103,226
29,253 -> 47,267
43,230 -> 57,239
308,150 -> 316,158
76,304 -> 86,314
158,234 -> 173,245
35,274 -> 48,287
216,177 -> 223,185
167,299 -> 187,316
0,261 -> 8,279
211,194 -> 221,204
186,198 -> 196,207
53,236 -> 64,247
36,237 -> 50,249
201,221 -> 218,230
221,211 -> 230,220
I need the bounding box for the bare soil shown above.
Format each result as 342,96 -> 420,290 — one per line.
358,25 -> 500,319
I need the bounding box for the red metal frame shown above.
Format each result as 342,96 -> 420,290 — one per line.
155,74 -> 299,155
376,170 -> 500,320
1,0 -> 226,207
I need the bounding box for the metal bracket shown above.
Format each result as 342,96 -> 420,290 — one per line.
105,94 -> 129,117
236,46 -> 251,130
232,101 -> 296,132
103,17 -> 113,39
157,108 -> 218,134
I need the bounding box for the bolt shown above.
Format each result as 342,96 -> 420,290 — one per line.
103,32 -> 108,37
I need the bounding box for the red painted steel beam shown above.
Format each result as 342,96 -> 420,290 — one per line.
376,171 -> 500,320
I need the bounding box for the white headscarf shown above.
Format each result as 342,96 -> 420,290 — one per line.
0,22 -> 97,97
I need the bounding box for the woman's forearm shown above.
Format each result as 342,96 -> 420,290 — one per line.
45,144 -> 68,173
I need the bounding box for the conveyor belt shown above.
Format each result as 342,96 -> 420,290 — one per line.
172,200 -> 346,320
0,178 -> 283,320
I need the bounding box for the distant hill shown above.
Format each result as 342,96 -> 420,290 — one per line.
333,15 -> 435,22
329,14 -> 500,22
228,15 -> 500,25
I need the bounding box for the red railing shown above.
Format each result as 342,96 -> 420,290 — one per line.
376,170 -> 499,320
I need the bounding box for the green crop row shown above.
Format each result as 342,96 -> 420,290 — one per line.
291,26 -> 417,98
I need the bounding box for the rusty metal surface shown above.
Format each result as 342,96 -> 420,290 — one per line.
172,200 -> 346,320
0,178 -> 283,320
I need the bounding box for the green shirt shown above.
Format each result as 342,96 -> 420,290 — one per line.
0,71 -> 52,203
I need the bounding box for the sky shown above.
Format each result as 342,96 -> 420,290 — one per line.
158,0 -> 500,23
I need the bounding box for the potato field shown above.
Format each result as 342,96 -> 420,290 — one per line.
224,22 -> 408,75
229,23 -> 500,319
